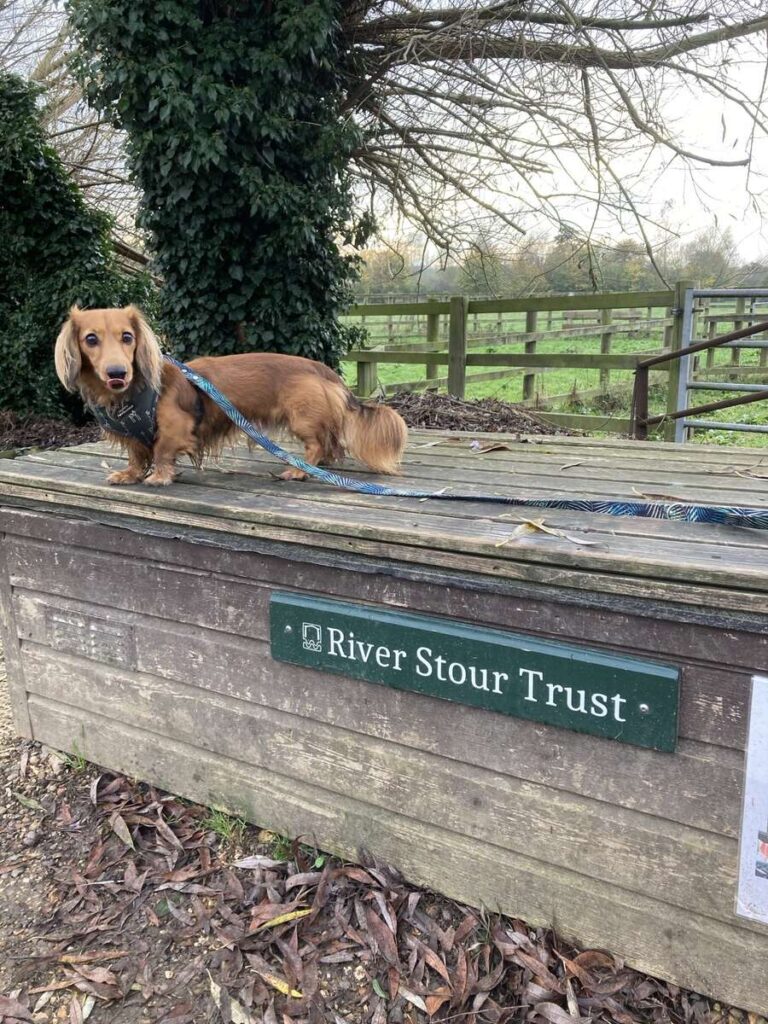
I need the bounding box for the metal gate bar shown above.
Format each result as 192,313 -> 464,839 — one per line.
631,288 -> 768,442
676,288 -> 768,442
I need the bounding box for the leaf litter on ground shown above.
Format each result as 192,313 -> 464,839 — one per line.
386,390 -> 566,436
0,767 -> 749,1024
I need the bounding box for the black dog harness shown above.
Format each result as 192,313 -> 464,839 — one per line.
89,379 -> 204,449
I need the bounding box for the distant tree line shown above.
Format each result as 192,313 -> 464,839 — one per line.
355,229 -> 768,300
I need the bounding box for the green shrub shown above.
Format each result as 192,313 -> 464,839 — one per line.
0,72 -> 157,420
68,0 -> 372,367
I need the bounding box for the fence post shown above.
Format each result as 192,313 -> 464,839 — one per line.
357,357 -> 377,398
600,308 -> 612,392
426,311 -> 439,384
448,296 -> 467,398
706,314 -> 716,370
522,310 -> 538,401
731,296 -> 745,380
755,296 -> 768,368
664,279 -> 695,442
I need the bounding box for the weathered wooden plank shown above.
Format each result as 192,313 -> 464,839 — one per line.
466,291 -> 674,314
4,486 -> 768,614
27,697 -> 768,1015
30,447 -> 768,542
17,578 -> 755,751
9,537 -> 763,670
3,460 -> 768,596
410,430 -> 765,458
7,536 -> 768,671
12,583 -> 753,750
536,412 -> 633,432
0,534 -> 32,737
21,645 -> 747,928
465,353 -> 649,369
349,301 -> 449,316
32,443 -> 768,509
48,441 -> 768,512
12,590 -> 747,832
67,431 -> 768,470
4,503 -> 765,637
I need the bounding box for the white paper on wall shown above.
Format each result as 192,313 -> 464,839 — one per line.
736,675 -> 768,925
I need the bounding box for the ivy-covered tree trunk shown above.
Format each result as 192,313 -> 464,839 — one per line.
69,0 -> 369,365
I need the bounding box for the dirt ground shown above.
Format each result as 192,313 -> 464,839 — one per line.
0,414 -> 99,455
0,643 -> 757,1024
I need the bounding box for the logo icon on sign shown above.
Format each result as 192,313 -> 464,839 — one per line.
302,623 -> 322,653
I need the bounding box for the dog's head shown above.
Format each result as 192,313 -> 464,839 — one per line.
55,306 -> 163,400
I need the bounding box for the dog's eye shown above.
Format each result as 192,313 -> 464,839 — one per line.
84,333 -> 99,347
122,332 -> 134,344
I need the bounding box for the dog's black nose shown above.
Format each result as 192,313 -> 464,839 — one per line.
106,366 -> 127,380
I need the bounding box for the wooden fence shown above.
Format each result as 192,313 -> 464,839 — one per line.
345,288 -> 677,434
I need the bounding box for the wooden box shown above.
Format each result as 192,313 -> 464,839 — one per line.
1,433 -> 767,1011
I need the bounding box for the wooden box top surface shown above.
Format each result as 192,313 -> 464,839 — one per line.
1,431 -> 767,607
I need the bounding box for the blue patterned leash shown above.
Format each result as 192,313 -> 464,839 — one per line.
166,355 -> 768,530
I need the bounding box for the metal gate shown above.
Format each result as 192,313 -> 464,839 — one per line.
673,288 -> 768,442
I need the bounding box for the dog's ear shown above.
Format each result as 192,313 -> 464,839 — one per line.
127,306 -> 163,392
54,306 -> 82,392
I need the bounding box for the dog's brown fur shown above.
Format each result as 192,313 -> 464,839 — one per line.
55,306 -> 408,486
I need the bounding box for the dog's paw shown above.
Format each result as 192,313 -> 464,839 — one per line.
279,467 -> 308,481
107,468 -> 144,486
144,469 -> 176,486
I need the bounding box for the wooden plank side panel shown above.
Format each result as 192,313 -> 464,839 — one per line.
0,535 -> 32,737
4,482 -> 767,613
13,595 -> 744,838
26,696 -> 768,1016
3,459 -> 768,597
3,505 -> 764,634
7,534 -> 768,666
1,503 -> 765,638
7,536 -> 764,750
20,643 -> 750,930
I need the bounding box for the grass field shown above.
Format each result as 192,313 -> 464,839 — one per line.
341,307 -> 768,447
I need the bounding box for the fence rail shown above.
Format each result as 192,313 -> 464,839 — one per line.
345,288 -> 676,433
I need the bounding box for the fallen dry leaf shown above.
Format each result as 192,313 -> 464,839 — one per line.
470,441 -> 513,454
252,970 -> 302,1000
109,811 -> 134,849
250,907 -> 313,933
535,999 -> 586,1023
208,971 -> 253,1023
0,995 -> 34,1021
365,907 -> 400,966
12,790 -> 46,813
496,517 -> 597,547
398,985 -> 428,1013
232,855 -> 287,870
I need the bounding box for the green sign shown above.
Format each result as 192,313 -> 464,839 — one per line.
270,594 -> 679,752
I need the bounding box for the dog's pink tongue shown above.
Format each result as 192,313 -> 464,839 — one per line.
107,379 -> 125,390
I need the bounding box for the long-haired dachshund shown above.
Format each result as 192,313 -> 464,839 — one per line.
54,306 -> 407,486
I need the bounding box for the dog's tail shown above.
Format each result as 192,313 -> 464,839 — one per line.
331,386 -> 407,474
